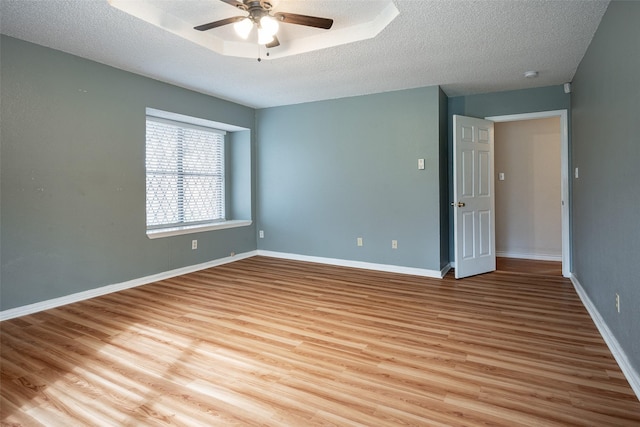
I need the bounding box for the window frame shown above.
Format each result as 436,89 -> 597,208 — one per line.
145,110 -> 251,239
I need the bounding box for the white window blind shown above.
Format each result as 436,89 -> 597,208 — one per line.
146,116 -> 225,229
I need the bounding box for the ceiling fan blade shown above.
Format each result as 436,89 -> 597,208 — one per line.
219,0 -> 246,10
266,35 -> 280,49
274,12 -> 333,29
194,16 -> 245,31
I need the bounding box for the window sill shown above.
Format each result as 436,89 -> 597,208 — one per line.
146,220 -> 252,239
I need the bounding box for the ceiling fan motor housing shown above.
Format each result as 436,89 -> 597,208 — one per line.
239,1 -> 274,23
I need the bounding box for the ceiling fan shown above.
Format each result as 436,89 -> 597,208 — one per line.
194,0 -> 334,49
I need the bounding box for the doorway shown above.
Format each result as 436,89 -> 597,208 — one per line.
486,110 -> 570,277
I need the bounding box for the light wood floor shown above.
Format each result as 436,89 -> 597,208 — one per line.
496,257 -> 563,277
2,257 -> 639,426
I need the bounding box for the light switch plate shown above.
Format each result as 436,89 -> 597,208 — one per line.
418,158 -> 425,170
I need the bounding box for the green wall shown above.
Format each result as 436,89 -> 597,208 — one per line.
0,36 -> 256,311
256,87 -> 447,271
449,85 -> 570,119
571,1 -> 640,375
438,88 -> 449,269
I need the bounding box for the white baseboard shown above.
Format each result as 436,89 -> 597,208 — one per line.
496,251 -> 562,262
0,250 -> 258,322
440,263 -> 452,277
257,250 -> 449,279
570,274 -> 640,401
1,251 -> 447,321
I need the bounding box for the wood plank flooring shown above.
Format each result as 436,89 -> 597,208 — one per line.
2,256 -> 639,426
496,257 -> 563,276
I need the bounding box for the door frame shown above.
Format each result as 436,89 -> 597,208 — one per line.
485,110 -> 570,277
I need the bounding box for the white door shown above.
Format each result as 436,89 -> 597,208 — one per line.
453,115 -> 496,279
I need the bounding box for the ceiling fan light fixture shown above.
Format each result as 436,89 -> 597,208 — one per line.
234,17 -> 253,39
192,0 -> 337,52
260,15 -> 279,36
257,27 -> 275,45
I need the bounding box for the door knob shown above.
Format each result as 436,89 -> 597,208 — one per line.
451,202 -> 465,208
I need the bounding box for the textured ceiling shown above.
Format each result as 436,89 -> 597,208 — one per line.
0,0 -> 609,108
109,0 -> 400,59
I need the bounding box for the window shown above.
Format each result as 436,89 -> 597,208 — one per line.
146,116 -> 225,231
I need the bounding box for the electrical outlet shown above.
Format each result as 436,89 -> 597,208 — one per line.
357,237 -> 363,247
392,240 -> 398,249
259,230 -> 264,238
191,239 -> 197,250
616,293 -> 620,313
